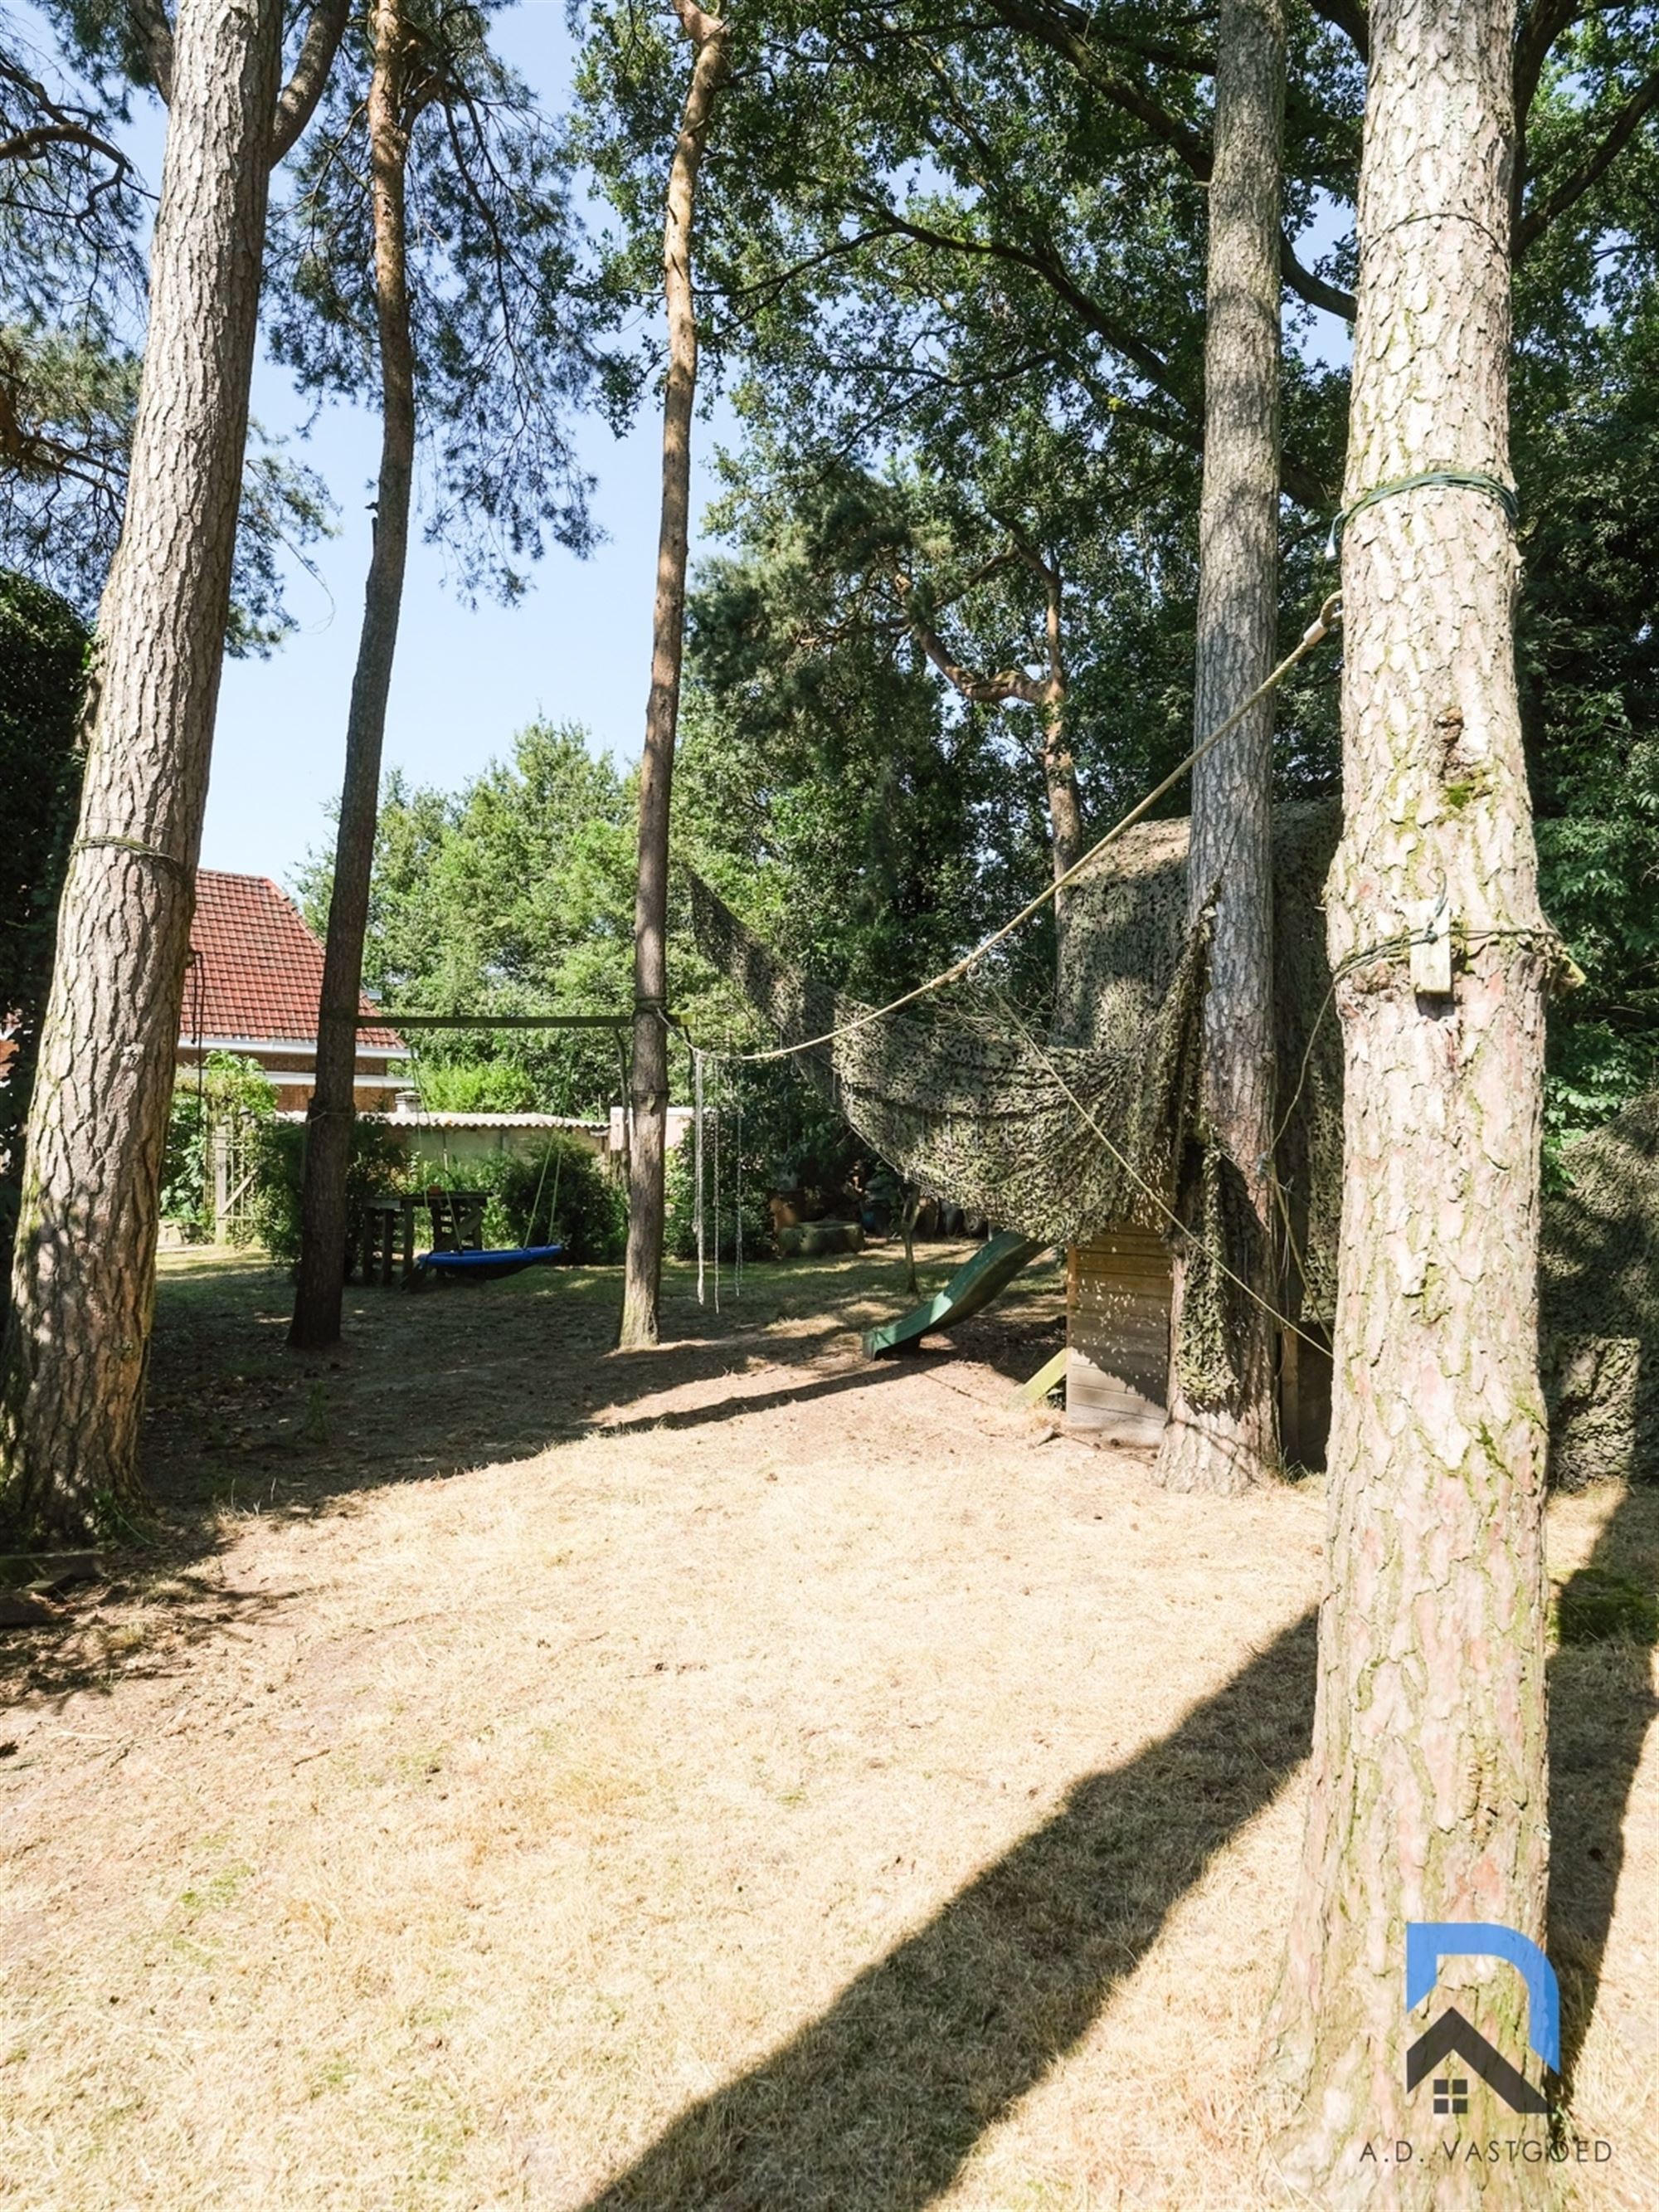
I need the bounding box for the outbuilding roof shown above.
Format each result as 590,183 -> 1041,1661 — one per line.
390,1112 -> 606,1131
183,871 -> 404,1050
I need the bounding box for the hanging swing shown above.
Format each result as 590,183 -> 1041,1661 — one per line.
390,1022 -> 592,1285
416,1241 -> 563,1282
415,1133 -> 566,1283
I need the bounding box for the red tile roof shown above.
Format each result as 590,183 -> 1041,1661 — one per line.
182,873 -> 404,1050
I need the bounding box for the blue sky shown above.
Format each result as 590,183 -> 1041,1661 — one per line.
106,2 -> 728,893
44,3 -> 1351,895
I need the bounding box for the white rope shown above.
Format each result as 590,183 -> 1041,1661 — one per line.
693,1046 -> 706,1306
712,1064 -> 722,1315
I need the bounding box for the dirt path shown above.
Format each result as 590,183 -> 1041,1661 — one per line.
2,1250 -> 1654,2208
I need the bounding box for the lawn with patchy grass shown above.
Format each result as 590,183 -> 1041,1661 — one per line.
2,1245 -> 1654,2208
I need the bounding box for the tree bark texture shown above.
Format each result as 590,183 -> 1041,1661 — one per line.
132,0 -> 346,167
1042,700 -> 1086,1026
0,0 -> 284,1541
1029,548 -> 1085,1009
619,0 -> 729,1350
1155,0 -> 1285,1496
289,0 -> 417,1352
1267,2 -> 1554,2198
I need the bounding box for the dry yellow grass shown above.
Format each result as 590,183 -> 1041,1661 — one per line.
0,1248 -> 1653,2210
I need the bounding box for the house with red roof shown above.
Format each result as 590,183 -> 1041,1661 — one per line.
180,872 -> 406,1114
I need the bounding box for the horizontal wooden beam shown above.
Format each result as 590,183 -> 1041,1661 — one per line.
358,1012 -> 634,1031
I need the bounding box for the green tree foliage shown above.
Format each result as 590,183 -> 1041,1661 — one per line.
675,609 -> 1014,1001
669,570 -> 1019,1206
0,320 -> 335,647
0,568 -> 86,1284
0,15 -> 144,568
572,0 -> 1352,1068
577,0 -> 1659,1156
687,438 -> 1192,994
0,7 -> 334,642
264,0 -> 625,605
297,719 -> 637,1114
1510,34 -> 1659,1163
317,698 -> 927,1195
573,0 -> 1355,514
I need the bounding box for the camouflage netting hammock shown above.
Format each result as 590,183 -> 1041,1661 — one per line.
693,794 -> 1655,1479
689,799 -> 1346,1326
689,868 -> 1208,1254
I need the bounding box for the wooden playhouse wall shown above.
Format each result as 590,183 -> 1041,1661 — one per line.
1066,1230 -> 1171,1442
1066,1230 -> 1332,1464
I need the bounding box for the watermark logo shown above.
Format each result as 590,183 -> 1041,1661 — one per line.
1404,1922 -> 1558,2117
1362,1922 -> 1610,2166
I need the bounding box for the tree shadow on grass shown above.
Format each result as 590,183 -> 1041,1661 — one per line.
578,1610 -> 1319,2212
2,1246 -> 1059,1698
1546,1479 -> 1659,2088
572,1483 -> 1659,2212
586,1357 -> 930,1440
141,1261 -> 866,1525
147,1245 -> 1039,1470
134,1244 -> 1062,1539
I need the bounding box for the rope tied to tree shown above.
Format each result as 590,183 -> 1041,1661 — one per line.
71,833 -> 192,880
1326,469 -> 1519,559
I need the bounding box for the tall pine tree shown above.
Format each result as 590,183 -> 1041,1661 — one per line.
1269,1 -> 1555,2193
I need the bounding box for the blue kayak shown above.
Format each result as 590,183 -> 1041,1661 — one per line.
416,1243 -> 564,1282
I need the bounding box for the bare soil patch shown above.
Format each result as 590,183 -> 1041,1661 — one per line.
1,1246 -> 1653,2208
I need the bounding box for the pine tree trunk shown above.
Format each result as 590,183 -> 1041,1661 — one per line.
618,2 -> 728,1351
1042,734 -> 1082,890
1154,0 -> 1285,1496
0,0 -> 283,1542
1044,713 -> 1084,970
1034,554 -> 1086,1030
289,0 -> 416,1352
1267,2 -> 1553,2195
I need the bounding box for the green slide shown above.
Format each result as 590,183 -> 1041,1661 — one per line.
862,1230 -> 1049,1358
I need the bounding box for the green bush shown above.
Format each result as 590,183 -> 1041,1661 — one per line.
159,1091 -> 212,1237
250,1116 -> 411,1267
411,1058 -> 540,1112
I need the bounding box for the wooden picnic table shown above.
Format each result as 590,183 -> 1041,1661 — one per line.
358,1196 -> 421,1286
425,1187 -> 488,1255
356,1189 -> 488,1286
